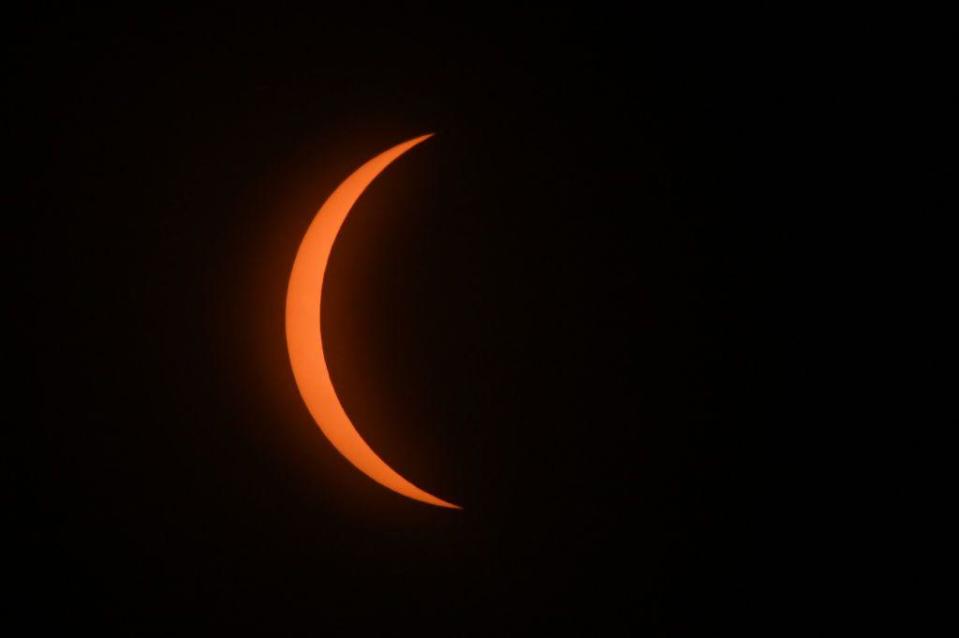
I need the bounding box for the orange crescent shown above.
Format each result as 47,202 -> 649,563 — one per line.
285,134 -> 460,509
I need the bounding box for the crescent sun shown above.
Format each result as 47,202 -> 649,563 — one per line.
285,134 -> 460,509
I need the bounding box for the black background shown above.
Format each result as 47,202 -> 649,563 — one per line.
11,7 -> 779,635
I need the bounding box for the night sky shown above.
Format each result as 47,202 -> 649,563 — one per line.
11,7 -> 777,634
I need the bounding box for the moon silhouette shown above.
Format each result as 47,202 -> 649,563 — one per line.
285,134 -> 460,509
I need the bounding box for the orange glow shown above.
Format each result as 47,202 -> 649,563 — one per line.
285,134 -> 460,509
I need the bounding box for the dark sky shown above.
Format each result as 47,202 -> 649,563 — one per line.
11,7 -> 778,635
